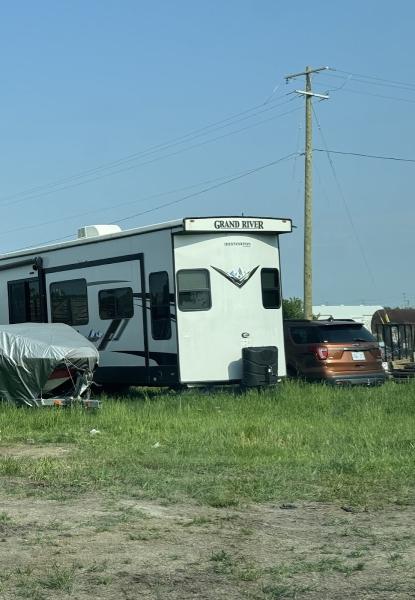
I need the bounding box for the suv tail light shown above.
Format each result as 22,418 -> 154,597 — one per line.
373,347 -> 382,359
309,345 -> 329,360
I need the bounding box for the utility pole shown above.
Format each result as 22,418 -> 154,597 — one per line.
285,66 -> 329,319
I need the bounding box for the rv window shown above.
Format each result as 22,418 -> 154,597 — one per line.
149,272 -> 171,340
50,279 -> 89,326
177,269 -> 211,311
261,268 -> 281,309
99,287 -> 134,320
8,279 -> 42,324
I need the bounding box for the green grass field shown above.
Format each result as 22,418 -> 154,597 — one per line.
0,381 -> 414,508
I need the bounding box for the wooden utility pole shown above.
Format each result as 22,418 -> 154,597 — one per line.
285,66 -> 329,319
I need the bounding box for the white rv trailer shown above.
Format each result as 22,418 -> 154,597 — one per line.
0,216 -> 292,388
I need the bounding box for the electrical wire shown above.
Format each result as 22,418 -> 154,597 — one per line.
332,69 -> 415,91
312,105 -> 378,289
114,152 -> 298,225
0,94 -> 293,206
318,72 -> 415,103
0,157 -> 293,237
330,86 -> 415,104
313,149 -> 415,163
7,152 -> 298,250
0,101 -> 301,209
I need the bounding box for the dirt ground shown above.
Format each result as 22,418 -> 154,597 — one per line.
1,489 -> 414,599
0,445 -> 414,599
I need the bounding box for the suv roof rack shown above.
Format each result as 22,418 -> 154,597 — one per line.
284,318 -> 357,325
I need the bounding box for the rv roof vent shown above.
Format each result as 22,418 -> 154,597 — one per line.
77,224 -> 122,239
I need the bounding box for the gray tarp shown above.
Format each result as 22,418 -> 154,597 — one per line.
0,323 -> 99,406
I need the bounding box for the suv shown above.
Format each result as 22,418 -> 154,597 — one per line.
284,319 -> 386,385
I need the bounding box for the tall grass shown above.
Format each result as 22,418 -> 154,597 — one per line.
0,381 -> 414,507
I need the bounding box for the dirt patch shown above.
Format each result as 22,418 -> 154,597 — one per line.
1,444 -> 73,459
0,494 -> 414,599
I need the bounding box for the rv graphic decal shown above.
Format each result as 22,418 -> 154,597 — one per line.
211,265 -> 259,288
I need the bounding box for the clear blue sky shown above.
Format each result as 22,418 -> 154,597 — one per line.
0,1 -> 414,307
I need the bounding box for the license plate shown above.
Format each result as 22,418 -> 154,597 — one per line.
352,351 -> 365,361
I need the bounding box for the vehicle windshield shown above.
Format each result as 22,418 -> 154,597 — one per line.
318,325 -> 375,343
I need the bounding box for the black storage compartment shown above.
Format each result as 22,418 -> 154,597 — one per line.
242,346 -> 278,387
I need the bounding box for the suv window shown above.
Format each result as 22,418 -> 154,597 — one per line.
317,325 -> 375,343
290,326 -> 320,344
289,324 -> 375,345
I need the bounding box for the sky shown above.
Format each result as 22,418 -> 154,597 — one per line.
0,0 -> 414,307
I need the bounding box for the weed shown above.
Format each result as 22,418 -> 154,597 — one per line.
128,529 -> 160,541
39,564 -> 75,592
210,549 -> 232,563
210,549 -> 234,574
236,563 -> 262,581
347,549 -> 365,558
89,574 -> 113,586
239,526 -> 254,536
85,560 -> 108,573
262,583 -> 294,599
388,552 -> 403,562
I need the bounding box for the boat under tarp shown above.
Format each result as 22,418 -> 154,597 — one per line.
0,323 -> 99,407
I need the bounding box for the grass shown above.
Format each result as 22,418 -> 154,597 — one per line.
0,381 -> 414,507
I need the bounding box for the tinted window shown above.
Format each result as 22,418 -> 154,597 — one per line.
177,269 -> 211,311
99,287 -> 134,320
317,325 -> 375,343
8,279 -> 41,324
261,268 -> 281,309
289,324 -> 375,345
290,326 -> 320,344
50,279 -> 88,325
149,272 -> 171,340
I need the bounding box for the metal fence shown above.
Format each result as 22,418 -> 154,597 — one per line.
374,323 -> 415,362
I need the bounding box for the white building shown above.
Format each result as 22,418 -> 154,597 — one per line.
313,305 -> 384,332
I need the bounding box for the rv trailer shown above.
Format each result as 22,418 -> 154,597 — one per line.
0,216 -> 292,388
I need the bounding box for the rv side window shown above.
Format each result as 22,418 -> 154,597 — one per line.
50,279 -> 89,326
8,279 -> 42,324
99,287 -> 134,320
261,268 -> 281,309
177,269 -> 211,312
149,272 -> 171,340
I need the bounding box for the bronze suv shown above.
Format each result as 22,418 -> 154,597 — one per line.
284,319 -> 386,385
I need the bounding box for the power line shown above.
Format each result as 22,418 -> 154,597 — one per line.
0,101 -> 301,209
332,69 -> 415,91
0,157 -> 288,237
0,94 -> 294,206
114,152 -> 298,225
314,149 -> 415,163
312,105 -> 378,289
336,86 -> 415,104
322,71 -> 415,94
0,171 -> 244,237
3,152 -> 298,244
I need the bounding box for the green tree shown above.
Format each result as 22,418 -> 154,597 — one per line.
282,297 -> 305,320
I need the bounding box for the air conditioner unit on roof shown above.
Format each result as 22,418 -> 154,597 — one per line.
77,225 -> 122,239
